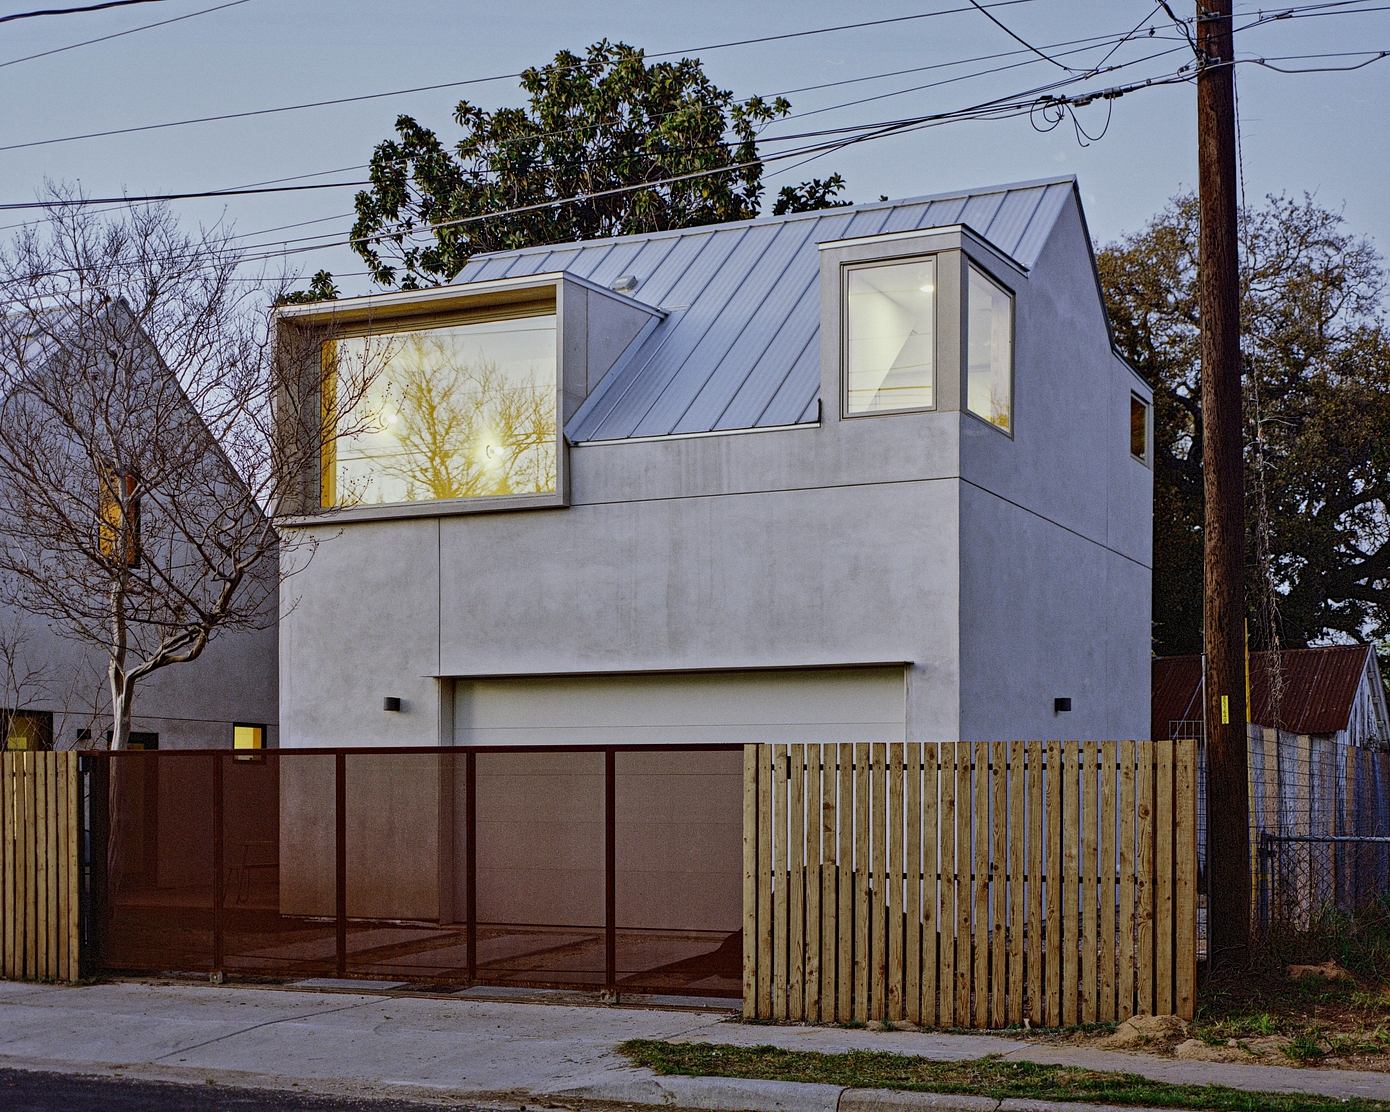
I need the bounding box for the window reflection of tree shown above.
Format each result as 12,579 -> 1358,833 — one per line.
376,333 -> 555,501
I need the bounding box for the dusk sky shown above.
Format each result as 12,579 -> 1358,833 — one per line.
3,0 -> 1387,296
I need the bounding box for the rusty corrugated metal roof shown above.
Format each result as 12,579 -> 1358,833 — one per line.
1151,644 -> 1373,739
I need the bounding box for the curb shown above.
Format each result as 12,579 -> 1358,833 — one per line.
560,1074 -> 1183,1112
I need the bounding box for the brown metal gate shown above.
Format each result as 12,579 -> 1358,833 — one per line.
84,745 -> 742,997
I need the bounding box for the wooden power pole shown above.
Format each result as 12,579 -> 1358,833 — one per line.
1196,0 -> 1250,967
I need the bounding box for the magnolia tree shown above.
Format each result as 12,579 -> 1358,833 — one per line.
0,198 -> 379,749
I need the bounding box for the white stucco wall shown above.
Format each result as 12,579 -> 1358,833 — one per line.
278,192 -> 1151,748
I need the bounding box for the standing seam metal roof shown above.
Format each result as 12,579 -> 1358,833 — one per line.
449,177 -> 1078,442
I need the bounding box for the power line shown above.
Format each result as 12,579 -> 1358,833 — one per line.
0,0 -> 1049,153
2,21 -> 1189,215
0,0 -> 167,23
0,0 -> 249,69
965,0 -> 1084,72
0,179 -> 369,211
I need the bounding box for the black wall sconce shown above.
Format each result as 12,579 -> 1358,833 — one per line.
1054,697 -> 1072,714
383,697 -> 402,712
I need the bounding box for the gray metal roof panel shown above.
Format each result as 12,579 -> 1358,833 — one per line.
439,178 -> 1078,442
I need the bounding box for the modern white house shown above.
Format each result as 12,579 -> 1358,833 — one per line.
0,306 -> 279,751
274,176 -> 1154,749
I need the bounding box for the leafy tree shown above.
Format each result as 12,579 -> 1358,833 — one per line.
348,40 -> 849,289
1098,193 -> 1390,654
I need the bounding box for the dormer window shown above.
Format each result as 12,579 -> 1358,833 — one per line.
320,305 -> 558,508
843,258 -> 936,416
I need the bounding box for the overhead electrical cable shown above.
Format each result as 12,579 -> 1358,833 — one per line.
0,0 -> 168,23
0,21 -> 1193,212
0,0 -> 249,68
0,0 -> 1055,151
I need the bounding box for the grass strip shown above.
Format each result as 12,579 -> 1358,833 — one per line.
618,1039 -> 1390,1112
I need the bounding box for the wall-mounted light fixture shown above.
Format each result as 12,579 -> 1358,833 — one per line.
1054,697 -> 1072,714
383,697 -> 402,713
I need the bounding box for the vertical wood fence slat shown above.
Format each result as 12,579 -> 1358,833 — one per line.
972,742 -> 989,1028
1006,740 -> 1024,1026
740,739 -> 1201,1028
772,744 -> 788,1022
871,743 -> 888,1019
1027,743 -> 1043,1026
887,743 -> 905,1021
1118,740 -> 1137,1018
906,742 -> 923,1026
1155,739 -> 1175,1016
757,744 -> 773,1019
1081,740 -> 1098,1025
938,744 -> 956,1027
837,743 -> 853,1022
921,743 -> 939,1027
742,745 -> 758,1019
1136,745 -> 1156,1017
1061,744 -> 1081,1027
853,742 -> 871,1021
1045,739 -> 1063,1027
789,744 -> 805,1022
805,745 -> 821,1023
955,744 -> 972,1026
989,741 -> 1007,1028
1099,741 -> 1117,1024
1175,741 -> 1197,1019
820,744 -> 837,1023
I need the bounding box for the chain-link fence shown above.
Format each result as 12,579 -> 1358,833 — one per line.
1192,725 -> 1390,946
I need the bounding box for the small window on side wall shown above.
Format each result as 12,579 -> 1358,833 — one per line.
1130,393 -> 1150,463
843,258 -> 936,416
234,722 -> 266,759
965,265 -> 1013,434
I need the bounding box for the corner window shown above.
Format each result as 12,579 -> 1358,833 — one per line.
843,258 -> 936,415
1130,393 -> 1150,463
321,307 -> 558,508
965,265 -> 1013,433
98,465 -> 141,566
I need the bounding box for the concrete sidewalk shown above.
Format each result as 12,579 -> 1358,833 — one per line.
1,979 -> 1388,1111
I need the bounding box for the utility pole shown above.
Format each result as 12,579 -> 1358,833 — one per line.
1196,0 -> 1250,967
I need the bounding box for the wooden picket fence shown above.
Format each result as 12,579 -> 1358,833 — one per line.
742,741 -> 1197,1027
0,751 -> 82,981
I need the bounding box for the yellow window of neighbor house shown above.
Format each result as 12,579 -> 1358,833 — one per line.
320,305 -> 559,508
3,709 -> 53,751
234,723 -> 265,751
98,464 -> 141,565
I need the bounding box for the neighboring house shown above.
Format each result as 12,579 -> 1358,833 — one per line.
273,176 -> 1153,748
0,308 -> 279,751
1151,644 -> 1390,749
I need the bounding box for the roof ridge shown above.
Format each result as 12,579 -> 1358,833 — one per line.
455,175 -> 1080,271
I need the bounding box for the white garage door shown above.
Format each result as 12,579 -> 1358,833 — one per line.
452,666 -> 907,746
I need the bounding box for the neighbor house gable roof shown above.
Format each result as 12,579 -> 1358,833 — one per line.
1152,644 -> 1377,738
449,176 -> 1080,443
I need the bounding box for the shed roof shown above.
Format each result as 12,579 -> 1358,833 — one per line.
449,176 -> 1079,443
1151,644 -> 1376,738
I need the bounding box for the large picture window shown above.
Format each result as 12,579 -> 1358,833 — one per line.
322,310 -> 558,508
844,258 -> 936,415
965,265 -> 1013,434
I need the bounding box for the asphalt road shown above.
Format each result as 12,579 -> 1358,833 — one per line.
0,1070 -> 493,1111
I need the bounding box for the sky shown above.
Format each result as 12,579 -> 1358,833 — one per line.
2,0 -> 1388,299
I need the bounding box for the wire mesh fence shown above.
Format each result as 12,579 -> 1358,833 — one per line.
1192,725 -> 1390,946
